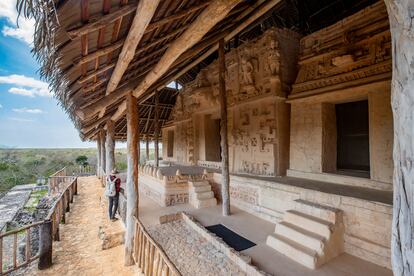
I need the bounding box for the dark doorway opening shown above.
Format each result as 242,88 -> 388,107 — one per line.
205,117 -> 221,162
167,130 -> 174,157
335,100 -> 370,178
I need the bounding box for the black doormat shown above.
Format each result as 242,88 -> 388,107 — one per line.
205,224 -> 256,251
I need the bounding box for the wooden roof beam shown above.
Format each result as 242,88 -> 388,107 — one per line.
77,0 -> 243,121
110,0 -> 243,122
106,0 -> 161,95
145,2 -> 210,33
155,0 -> 282,91
73,39 -> 125,67
67,3 -> 137,39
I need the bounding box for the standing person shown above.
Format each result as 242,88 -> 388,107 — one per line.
105,169 -> 121,221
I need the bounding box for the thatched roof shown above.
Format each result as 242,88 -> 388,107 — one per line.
17,0 -> 379,141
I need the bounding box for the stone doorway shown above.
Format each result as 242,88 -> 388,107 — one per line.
205,115 -> 221,162
335,100 -> 370,178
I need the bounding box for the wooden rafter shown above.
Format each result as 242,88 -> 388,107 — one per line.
106,0 -> 161,95
73,39 -> 125,66
79,0 -> 243,121
66,3 -> 137,39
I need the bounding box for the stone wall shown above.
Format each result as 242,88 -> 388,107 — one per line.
163,28 -> 300,177
287,1 -> 393,190
210,173 -> 392,269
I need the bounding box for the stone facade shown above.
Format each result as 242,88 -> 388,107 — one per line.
163,28 -> 300,177
158,1 -> 393,270
211,173 -> 392,269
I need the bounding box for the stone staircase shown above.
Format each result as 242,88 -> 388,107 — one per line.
188,180 -> 217,209
266,199 -> 344,269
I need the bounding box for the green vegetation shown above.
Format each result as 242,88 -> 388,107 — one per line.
24,189 -> 48,213
0,147 -> 155,193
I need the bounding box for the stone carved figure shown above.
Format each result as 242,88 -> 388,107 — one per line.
195,69 -> 210,88
240,56 -> 255,85
266,38 -> 280,76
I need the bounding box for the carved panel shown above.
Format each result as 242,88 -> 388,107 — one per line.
292,2 -> 391,96
230,185 -> 259,205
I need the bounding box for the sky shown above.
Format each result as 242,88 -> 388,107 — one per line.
0,1 -> 95,148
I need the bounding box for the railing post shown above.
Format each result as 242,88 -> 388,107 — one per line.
74,178 -> 78,195
61,200 -> 66,225
65,190 -> 70,212
38,220 -> 53,270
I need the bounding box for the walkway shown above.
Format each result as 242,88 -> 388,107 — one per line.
21,176 -> 136,276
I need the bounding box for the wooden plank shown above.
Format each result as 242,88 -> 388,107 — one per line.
25,228 -> 31,262
385,0 -> 414,273
106,0 -> 161,95
218,39 -> 230,216
124,93 -> 139,266
105,120 -> 115,174
146,2 -> 210,33
0,237 -> 2,275
74,39 -> 125,66
93,0 -> 243,122
67,3 -> 137,39
154,89 -> 160,167
78,63 -> 115,84
154,0 -> 281,91
13,233 -> 17,268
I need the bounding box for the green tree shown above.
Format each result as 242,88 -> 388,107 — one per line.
75,155 -> 88,167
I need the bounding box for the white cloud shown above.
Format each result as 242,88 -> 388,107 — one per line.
0,1 -> 34,44
9,87 -> 35,97
0,74 -> 51,97
0,104 -> 2,108
8,117 -> 34,122
12,107 -> 43,114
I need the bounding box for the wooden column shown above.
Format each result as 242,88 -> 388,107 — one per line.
218,39 -> 230,216
100,129 -> 106,175
145,136 -> 150,162
384,0 -> 414,274
38,220 -> 53,269
125,93 -> 139,266
106,120 -> 116,174
96,135 -> 102,177
154,90 -> 160,167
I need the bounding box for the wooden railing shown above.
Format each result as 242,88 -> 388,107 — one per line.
0,177 -> 78,275
0,221 -> 43,275
48,169 -> 76,195
50,167 -> 66,177
46,178 -> 78,244
133,217 -> 181,276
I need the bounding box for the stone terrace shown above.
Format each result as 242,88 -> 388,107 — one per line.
16,176 -> 393,276
19,177 -> 136,276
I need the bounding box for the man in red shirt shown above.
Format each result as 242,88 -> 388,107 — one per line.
108,169 -> 121,221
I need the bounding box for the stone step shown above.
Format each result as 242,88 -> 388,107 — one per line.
294,199 -> 342,224
194,191 -> 214,200
188,180 -> 210,187
275,221 -> 326,254
189,185 -> 211,193
285,210 -> 333,239
193,197 -> 217,209
266,233 -> 319,269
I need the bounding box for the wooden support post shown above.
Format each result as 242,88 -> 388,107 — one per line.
100,130 -> 106,176
125,93 -> 139,266
146,136 -> 150,162
74,178 -> 78,195
106,120 -> 116,173
38,220 -> 53,270
154,90 -> 160,168
384,0 -> 414,274
218,39 -> 230,216
96,137 -> 101,177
